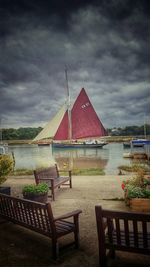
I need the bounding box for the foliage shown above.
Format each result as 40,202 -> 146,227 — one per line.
0,155 -> 14,185
2,127 -> 42,140
121,174 -> 150,199
118,164 -> 150,174
109,124 -> 150,136
1,124 -> 150,140
125,185 -> 145,198
22,183 -> 49,195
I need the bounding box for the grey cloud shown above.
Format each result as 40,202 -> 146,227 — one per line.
0,1 -> 150,128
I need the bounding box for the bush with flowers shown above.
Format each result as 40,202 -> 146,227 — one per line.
121,168 -> 150,205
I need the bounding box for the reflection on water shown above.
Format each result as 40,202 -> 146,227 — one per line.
53,147 -> 108,170
8,143 -> 145,175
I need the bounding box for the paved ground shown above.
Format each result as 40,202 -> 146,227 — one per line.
0,174 -> 150,267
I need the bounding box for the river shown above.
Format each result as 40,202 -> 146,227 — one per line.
8,143 -> 145,175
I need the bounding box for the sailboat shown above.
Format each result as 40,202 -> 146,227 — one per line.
33,79 -> 108,148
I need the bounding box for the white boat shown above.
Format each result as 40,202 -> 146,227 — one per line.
0,143 -> 8,155
0,120 -> 9,154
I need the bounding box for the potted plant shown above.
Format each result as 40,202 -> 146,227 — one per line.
0,154 -> 13,195
121,170 -> 150,212
22,183 -> 49,203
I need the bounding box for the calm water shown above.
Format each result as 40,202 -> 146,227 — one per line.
8,143 -> 145,175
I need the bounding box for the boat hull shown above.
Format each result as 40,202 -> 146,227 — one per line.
52,142 -> 107,149
37,143 -> 50,146
123,142 -> 131,148
131,139 -> 150,147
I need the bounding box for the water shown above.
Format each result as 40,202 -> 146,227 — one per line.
8,143 -> 145,175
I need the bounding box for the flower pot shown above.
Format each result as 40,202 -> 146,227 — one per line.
0,186 -> 11,195
23,192 -> 48,203
129,198 -> 150,212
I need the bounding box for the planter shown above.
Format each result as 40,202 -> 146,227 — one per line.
129,198 -> 150,212
0,186 -> 11,195
23,192 -> 48,203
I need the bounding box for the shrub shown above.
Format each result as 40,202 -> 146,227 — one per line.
22,183 -> 49,195
0,155 -> 14,185
122,175 -> 150,199
125,184 -> 145,198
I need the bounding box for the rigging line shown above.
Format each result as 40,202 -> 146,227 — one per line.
65,67 -> 72,141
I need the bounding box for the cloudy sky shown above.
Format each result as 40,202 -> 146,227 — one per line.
0,0 -> 150,129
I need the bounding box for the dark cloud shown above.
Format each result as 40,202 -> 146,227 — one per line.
0,0 -> 150,128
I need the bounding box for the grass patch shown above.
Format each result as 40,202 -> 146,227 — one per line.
12,168 -> 105,176
71,168 -> 105,175
12,169 -> 34,176
102,198 -> 124,201
118,163 -> 150,174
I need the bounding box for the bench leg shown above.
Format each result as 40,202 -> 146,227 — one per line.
108,247 -> 115,259
99,249 -> 107,267
70,178 -> 72,188
74,231 -> 80,249
99,256 -> 107,267
51,180 -> 55,201
69,171 -> 72,188
52,187 -> 55,201
98,243 -> 107,267
52,239 -> 59,260
73,216 -> 80,248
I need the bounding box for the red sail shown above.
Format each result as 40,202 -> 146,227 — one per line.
72,88 -> 107,139
54,88 -> 107,140
54,110 -> 69,140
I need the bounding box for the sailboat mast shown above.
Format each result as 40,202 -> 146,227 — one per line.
144,113 -> 147,139
65,68 -> 72,141
0,118 -> 3,145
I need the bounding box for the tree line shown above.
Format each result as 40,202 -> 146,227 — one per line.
1,124 -> 150,140
108,124 -> 150,136
2,127 -> 42,140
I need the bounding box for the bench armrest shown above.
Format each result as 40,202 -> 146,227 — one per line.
54,209 -> 82,221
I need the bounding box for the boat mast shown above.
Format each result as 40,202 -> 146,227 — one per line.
0,118 -> 3,145
144,113 -> 147,139
65,68 -> 72,141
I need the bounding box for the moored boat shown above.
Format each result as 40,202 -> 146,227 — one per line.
123,142 -> 131,148
0,143 -> 8,154
131,139 -> 150,147
33,72 -> 108,149
53,140 -> 107,149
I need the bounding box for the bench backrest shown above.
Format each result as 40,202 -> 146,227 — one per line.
34,164 -> 59,185
95,205 -> 150,249
0,193 -> 55,237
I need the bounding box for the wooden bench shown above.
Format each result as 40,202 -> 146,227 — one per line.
95,205 -> 150,267
0,193 -> 82,259
34,164 -> 72,200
